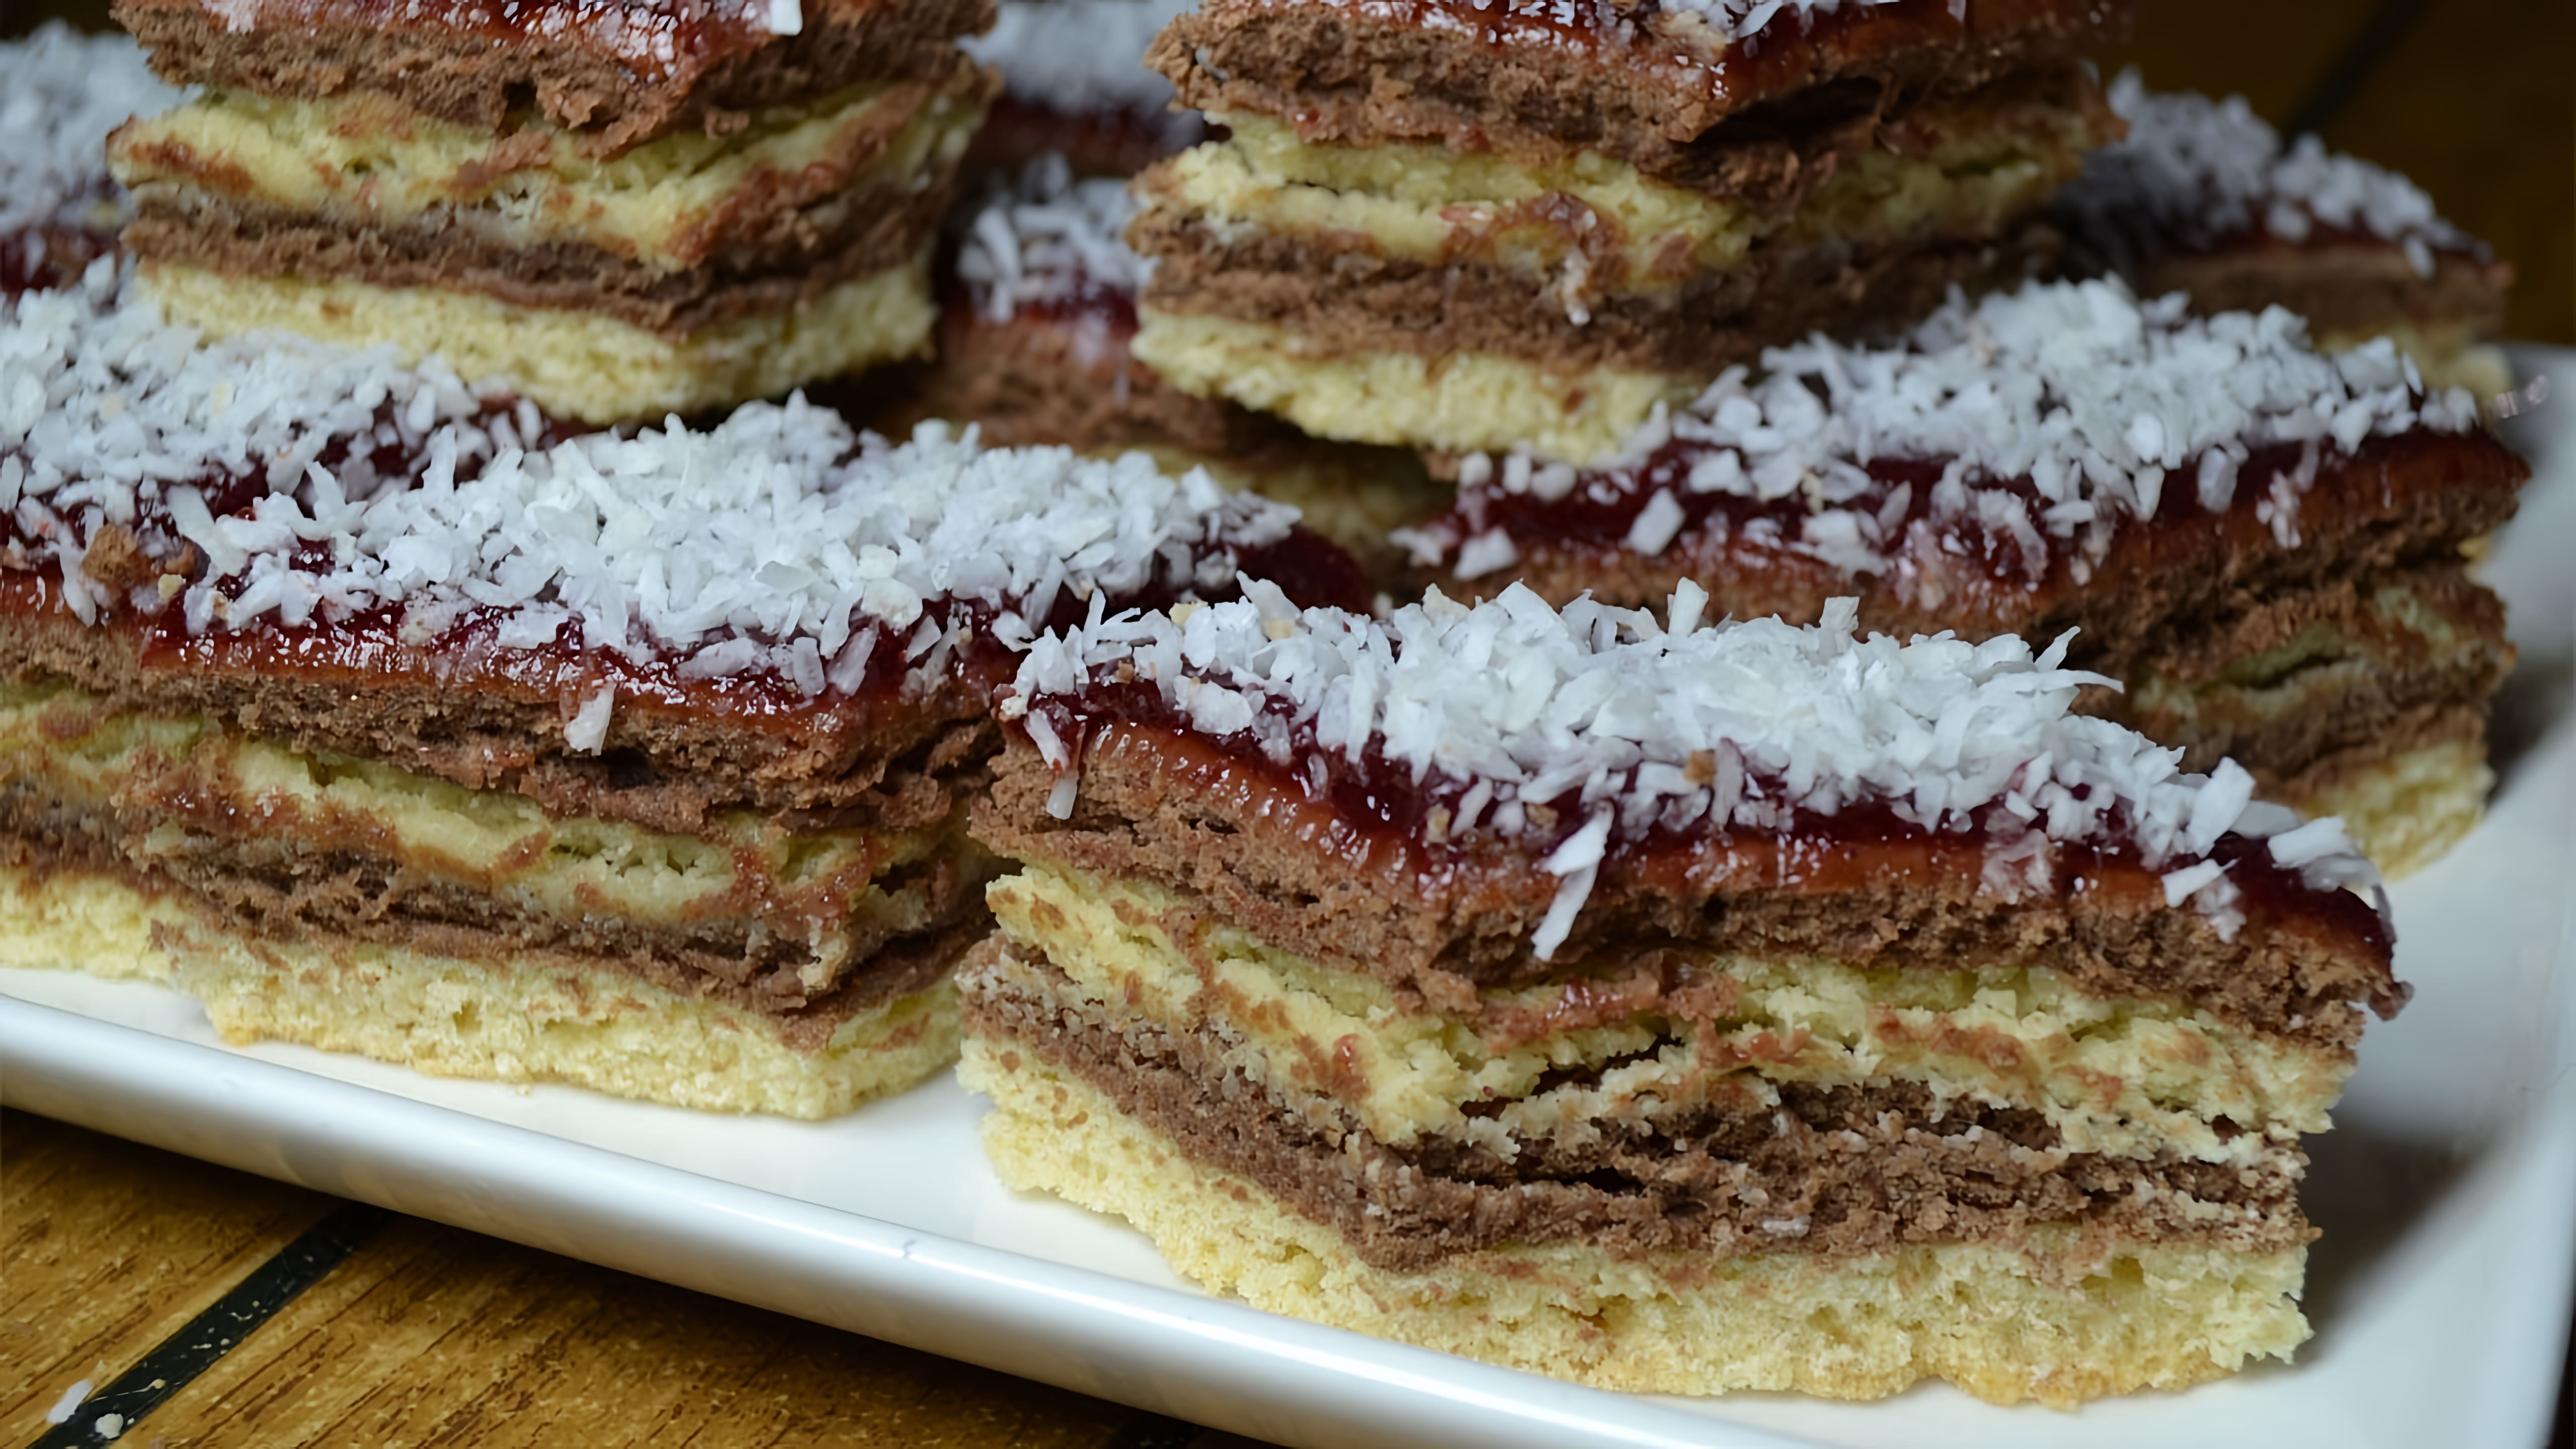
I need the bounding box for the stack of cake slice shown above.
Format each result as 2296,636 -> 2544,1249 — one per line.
1395,278 -> 2528,874
1,24 -> 181,295
961,580 -> 2405,1404
1,265 -> 1362,1115
895,153 -> 1449,581
102,0 -> 1000,424
1126,0 -> 2132,463
2056,71 -> 2515,399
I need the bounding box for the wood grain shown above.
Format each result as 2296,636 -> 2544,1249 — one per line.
0,1111 -> 333,1443
1,1110 -> 1183,1448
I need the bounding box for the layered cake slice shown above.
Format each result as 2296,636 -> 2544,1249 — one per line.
960,582 -> 2404,1404
1126,0 -> 2131,463
2056,72 -> 2515,399
888,153 -> 1448,582
1,24 -> 182,295
1397,279 -> 2527,874
961,0 -> 1201,179
103,0 -> 999,424
0,264 -> 1361,1115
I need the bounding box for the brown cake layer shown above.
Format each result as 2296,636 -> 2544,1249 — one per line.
965,942 -> 2315,1273
1437,429 -> 2525,668
897,308 -> 1286,460
0,573 -> 1002,836
1135,209 -> 2060,378
121,154 -> 967,336
1151,0 -> 2130,200
2129,239 -> 2511,342
2110,563 -> 2512,786
0,824 -> 982,1041
114,0 -> 998,156
0,760 -> 987,1008
974,728 -> 2400,1046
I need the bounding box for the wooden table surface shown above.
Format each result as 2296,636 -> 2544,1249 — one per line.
4,0 -> 2572,1444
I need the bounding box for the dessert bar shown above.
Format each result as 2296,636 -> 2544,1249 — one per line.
1397,279 -> 2526,873
1129,0 -> 2129,461
105,0 -> 998,423
961,581 -> 2402,1403
1,265 -> 1361,1113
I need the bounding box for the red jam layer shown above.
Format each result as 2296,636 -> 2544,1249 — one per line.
182,0 -> 784,77
1439,427 -> 2517,594
1257,0 -> 2113,101
2,217 -> 121,300
1022,687 -> 2394,963
4,414 -> 1369,727
962,98 -> 1207,182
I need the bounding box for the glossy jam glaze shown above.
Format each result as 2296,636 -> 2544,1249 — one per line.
2,399 -> 1368,728
188,0 -> 786,77
1241,0 -> 2121,105
1022,689 -> 2393,961
1435,427 -> 2517,608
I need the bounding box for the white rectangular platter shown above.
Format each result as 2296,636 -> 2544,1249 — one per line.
7,348 -> 2574,1449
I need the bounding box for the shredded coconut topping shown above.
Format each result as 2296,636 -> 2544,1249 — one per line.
955,153 -> 1151,324
1399,278 -> 2477,587
964,0 -> 1189,116
2061,72 -> 2478,279
1015,583 -> 2379,955
0,25 -> 185,238
4,263 -> 1299,694
1651,0 -> 1901,43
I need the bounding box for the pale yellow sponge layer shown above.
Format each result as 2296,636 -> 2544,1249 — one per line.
0,862 -> 185,984
141,256 -> 936,424
962,1035 -> 2314,1407
0,861 -> 957,1117
175,924 -> 960,1118
2284,736 -> 2493,882
1131,309 -> 1694,465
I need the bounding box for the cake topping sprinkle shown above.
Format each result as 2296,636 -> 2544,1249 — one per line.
2062,72 -> 2477,278
1404,278 -> 2478,587
964,0 -> 1189,116
956,153 -> 1150,324
1012,582 -> 2378,955
4,265 -> 1298,701
0,26 -> 184,238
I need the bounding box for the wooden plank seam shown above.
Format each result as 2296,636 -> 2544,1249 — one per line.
26,1202 -> 392,1449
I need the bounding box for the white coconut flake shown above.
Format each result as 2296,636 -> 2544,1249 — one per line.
955,153 -> 1152,331
1651,0 -> 1901,44
2060,71 -> 2478,279
964,0 -> 1191,117
1009,584 -> 2382,952
763,0 -> 803,33
0,26 -> 185,238
44,1381 -> 91,1425
4,267 -> 1302,693
1415,277 -> 2477,587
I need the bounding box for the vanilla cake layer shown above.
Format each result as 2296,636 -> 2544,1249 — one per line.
140,256 -> 936,424
2276,731 -> 2493,882
113,74 -> 984,270
1128,312 -> 1702,468
988,860 -> 2346,1168
1158,78 -> 2103,296
0,860 -> 961,1117
961,1034 -> 2312,1407
0,681 -> 977,1000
